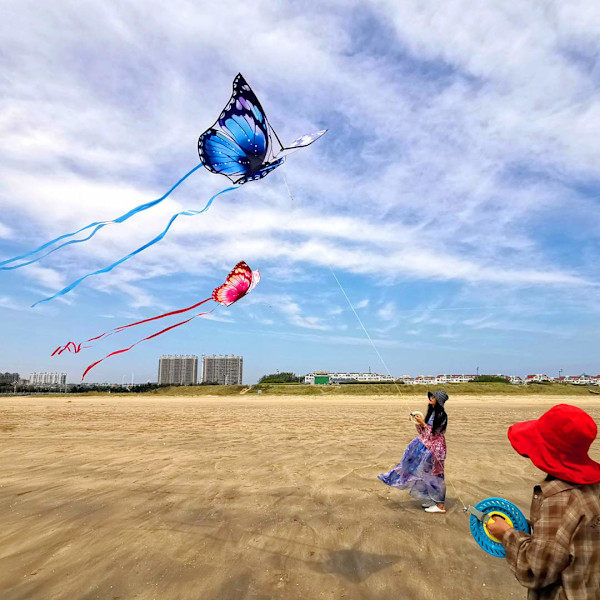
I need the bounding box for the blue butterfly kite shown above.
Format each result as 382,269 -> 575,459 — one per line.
2,73 -> 326,306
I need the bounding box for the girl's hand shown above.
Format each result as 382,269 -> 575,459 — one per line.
415,416 -> 426,426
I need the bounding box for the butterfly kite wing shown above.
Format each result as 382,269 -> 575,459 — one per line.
247,268 -> 261,295
212,261 -> 260,306
198,74 -> 284,185
283,129 -> 328,152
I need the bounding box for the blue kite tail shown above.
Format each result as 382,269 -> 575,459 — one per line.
32,185 -> 237,307
0,163 -> 205,271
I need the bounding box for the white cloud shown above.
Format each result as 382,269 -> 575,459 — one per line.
197,311 -> 234,324
0,223 -> 13,239
377,301 -> 396,321
25,264 -> 66,292
0,295 -> 24,310
256,294 -> 330,330
1,1 -> 596,302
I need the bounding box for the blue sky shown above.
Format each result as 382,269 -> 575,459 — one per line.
2,1 -> 600,384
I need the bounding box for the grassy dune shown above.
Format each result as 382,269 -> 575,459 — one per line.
121,382 -> 600,397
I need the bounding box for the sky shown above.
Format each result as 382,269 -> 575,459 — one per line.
1,1 -> 600,385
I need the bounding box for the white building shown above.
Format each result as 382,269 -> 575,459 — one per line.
29,372 -> 67,386
304,372 -> 394,384
202,355 -> 243,385
158,355 -> 198,385
564,374 -> 599,385
525,374 -> 551,383
434,374 -> 477,384
409,375 -> 437,385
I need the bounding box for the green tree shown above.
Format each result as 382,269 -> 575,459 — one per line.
469,375 -> 510,384
259,372 -> 303,384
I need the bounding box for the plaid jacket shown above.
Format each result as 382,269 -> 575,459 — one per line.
502,479 -> 600,600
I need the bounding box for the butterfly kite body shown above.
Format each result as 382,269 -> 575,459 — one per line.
1,74 -> 325,306
212,259 -> 261,305
54,261 -> 260,379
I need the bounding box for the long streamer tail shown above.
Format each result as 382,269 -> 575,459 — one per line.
0,164 -> 206,271
33,185 -> 237,307
81,308 -> 215,380
52,297 -> 212,356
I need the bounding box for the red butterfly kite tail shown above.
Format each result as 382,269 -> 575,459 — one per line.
51,341 -> 81,356
53,297 -> 212,356
81,308 -> 215,380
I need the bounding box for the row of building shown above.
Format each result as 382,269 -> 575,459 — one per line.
304,372 -> 600,386
6,365 -> 600,388
400,374 -> 600,385
2,355 -> 244,388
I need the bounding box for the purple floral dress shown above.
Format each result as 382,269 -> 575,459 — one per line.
377,414 -> 447,503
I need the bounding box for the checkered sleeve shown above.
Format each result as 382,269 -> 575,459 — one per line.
502,493 -> 573,590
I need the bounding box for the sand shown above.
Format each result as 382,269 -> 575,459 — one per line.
1,394 -> 599,600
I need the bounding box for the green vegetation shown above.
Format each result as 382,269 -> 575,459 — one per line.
68,382 -> 162,394
259,372 -> 303,384
243,382 -> 596,396
145,385 -> 248,396
27,382 -> 598,398
470,375 -> 510,384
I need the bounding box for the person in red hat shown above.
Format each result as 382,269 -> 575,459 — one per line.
487,403 -> 600,599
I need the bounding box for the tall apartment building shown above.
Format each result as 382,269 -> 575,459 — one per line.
202,355 -> 243,385
29,372 -> 67,386
158,355 -> 198,385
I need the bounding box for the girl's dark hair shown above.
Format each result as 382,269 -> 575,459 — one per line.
425,400 -> 448,434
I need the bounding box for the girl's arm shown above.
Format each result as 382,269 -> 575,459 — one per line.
415,416 -> 430,435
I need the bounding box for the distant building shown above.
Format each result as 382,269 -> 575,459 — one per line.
525,374 -> 551,383
158,355 -> 198,385
29,372 -> 67,386
563,374 -> 599,385
401,374 -> 477,385
0,372 -> 19,383
305,371 -> 395,385
202,355 -> 243,385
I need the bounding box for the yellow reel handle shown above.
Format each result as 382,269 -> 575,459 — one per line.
484,512 -> 514,543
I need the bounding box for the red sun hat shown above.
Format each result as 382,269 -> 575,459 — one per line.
507,404 -> 600,485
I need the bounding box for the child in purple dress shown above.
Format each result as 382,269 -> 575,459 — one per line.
378,390 -> 448,513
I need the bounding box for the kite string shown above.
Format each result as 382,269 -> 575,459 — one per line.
328,266 -> 406,397
280,170 -> 404,394
281,174 -> 470,510
331,264 -> 469,509
281,172 -> 295,203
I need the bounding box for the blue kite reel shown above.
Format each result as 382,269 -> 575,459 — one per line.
466,497 -> 530,557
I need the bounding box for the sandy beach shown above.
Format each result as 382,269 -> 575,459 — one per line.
1,394 -> 599,600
